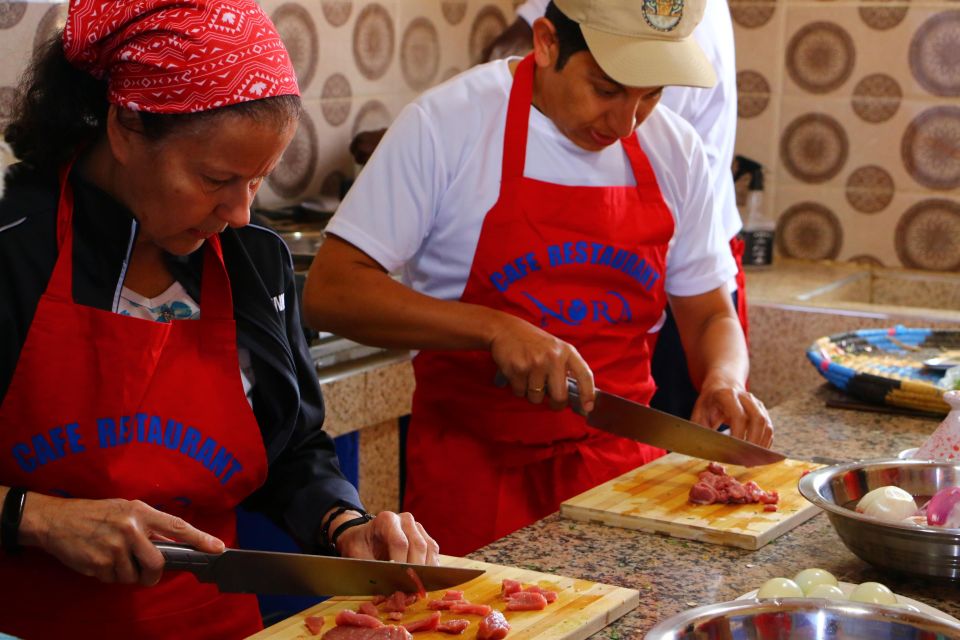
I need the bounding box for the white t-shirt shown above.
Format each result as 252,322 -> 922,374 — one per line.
327,59 -> 736,304
118,282 -> 256,405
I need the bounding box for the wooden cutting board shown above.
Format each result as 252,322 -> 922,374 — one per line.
249,555 -> 639,640
561,453 -> 823,550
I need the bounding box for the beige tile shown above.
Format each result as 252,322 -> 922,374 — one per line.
359,419 -> 401,514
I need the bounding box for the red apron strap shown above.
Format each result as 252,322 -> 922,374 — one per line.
730,235 -> 749,343
199,235 -> 234,321
500,55 -> 536,184
620,134 -> 663,198
45,159 -> 79,302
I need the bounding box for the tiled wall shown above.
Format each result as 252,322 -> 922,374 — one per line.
731,0 -> 960,272
0,0 -> 520,208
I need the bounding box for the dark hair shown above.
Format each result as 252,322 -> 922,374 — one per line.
545,1 -> 589,71
5,34 -> 302,172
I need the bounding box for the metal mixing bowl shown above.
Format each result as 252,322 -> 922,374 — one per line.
645,599 -> 960,639
799,459 -> 960,580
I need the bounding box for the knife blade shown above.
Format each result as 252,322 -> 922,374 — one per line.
565,380 -> 786,467
156,542 -> 484,596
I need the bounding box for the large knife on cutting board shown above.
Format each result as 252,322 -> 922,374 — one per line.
565,379 -> 785,467
494,373 -> 784,467
156,542 -> 484,596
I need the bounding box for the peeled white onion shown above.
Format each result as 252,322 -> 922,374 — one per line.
792,568 -> 838,594
849,582 -> 897,605
756,577 -> 805,599
856,486 -> 918,523
805,584 -> 845,600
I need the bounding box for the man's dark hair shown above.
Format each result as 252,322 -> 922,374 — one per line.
545,1 -> 589,71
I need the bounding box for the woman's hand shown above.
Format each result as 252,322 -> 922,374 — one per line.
335,511 -> 439,566
690,373 -> 774,447
18,491 -> 225,586
489,313 -> 596,412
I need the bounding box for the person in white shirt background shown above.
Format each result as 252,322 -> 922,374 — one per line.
306,0 -> 769,555
486,0 -> 746,422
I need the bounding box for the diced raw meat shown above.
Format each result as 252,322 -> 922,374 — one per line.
500,579 -> 522,599
402,612 -> 440,633
450,603 -> 492,616
323,625 -> 413,640
505,591 -> 548,611
522,585 -> 558,603
381,591 -> 411,613
437,619 -> 470,635
359,602 -> 380,617
689,464 -> 779,507
387,613 -> 404,622
443,590 -> 464,601
427,599 -> 459,611
305,615 -> 325,636
763,504 -> 778,512
477,610 -> 511,640
335,610 -> 384,628
372,595 -> 388,605
406,568 -> 427,600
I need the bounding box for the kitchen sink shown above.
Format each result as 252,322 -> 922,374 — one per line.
796,268 -> 960,313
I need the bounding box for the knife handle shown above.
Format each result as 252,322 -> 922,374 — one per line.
154,541 -> 217,576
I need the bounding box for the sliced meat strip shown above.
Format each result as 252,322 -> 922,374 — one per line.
358,602 -> 380,618
387,613 -> 404,622
335,610 -> 384,628
381,591 -> 410,613
427,600 -> 460,611
450,603 -> 492,616
476,610 -> 511,640
305,615 -> 325,636
442,590 -> 464,601
437,619 -> 470,635
402,612 -> 441,633
522,585 -> 558,603
505,591 -> 548,611
323,624 -> 414,640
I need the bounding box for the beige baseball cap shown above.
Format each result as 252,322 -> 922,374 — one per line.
553,0 -> 716,89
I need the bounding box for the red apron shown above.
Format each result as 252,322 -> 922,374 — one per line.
404,56 -> 675,556
729,235 -> 749,344
0,160 -> 267,639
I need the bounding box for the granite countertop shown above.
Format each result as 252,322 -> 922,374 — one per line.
467,385 -> 957,637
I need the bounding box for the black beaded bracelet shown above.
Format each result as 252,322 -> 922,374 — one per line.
330,513 -> 374,551
318,505 -> 353,550
1,488 -> 27,555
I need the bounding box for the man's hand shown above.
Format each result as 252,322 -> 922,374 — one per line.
335,511 -> 440,566
691,373 -> 773,447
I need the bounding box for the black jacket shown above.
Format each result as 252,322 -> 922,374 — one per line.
0,163 -> 362,553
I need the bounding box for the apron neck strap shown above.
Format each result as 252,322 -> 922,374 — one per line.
501,54 -> 536,183
620,134 -> 662,194
48,158 -> 234,320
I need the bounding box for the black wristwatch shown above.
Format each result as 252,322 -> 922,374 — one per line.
1,487 -> 28,555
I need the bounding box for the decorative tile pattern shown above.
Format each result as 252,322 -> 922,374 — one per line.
400,16 -> 440,91
32,3 -> 66,55
895,199 -> 960,271
859,2 -> 909,31
267,109 -> 319,199
353,3 -> 395,81
776,201 -> 844,261
737,70 -> 771,118
320,72 -> 352,126
846,165 -> 895,214
442,0 -> 468,26
272,3 -> 319,92
0,2 -> 27,30
321,0 -> 352,27
851,73 -> 901,123
729,0 -> 776,29
469,5 -> 507,65
780,113 -> 849,184
901,106 -> 960,190
786,21 -> 855,94
908,10 -> 960,97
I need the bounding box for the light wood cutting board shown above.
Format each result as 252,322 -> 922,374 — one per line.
560,452 -> 823,550
248,555 -> 639,640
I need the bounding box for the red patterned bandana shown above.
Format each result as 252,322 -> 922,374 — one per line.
63,0 -> 300,113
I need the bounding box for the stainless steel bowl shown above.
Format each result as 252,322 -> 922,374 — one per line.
799,459 -> 960,580
645,599 -> 960,639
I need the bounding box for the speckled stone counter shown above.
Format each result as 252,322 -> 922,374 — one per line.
467,385 -> 958,638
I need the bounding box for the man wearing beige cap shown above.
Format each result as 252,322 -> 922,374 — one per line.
306,0 -> 771,555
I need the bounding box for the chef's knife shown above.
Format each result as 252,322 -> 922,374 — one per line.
156,542 -> 484,596
493,373 -> 785,467
565,380 -> 786,467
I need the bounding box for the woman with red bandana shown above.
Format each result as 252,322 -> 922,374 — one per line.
0,1 -> 436,637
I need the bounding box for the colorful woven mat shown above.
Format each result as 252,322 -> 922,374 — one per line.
806,326 -> 960,415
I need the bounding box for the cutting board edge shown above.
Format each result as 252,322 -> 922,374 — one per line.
525,588 -> 640,640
